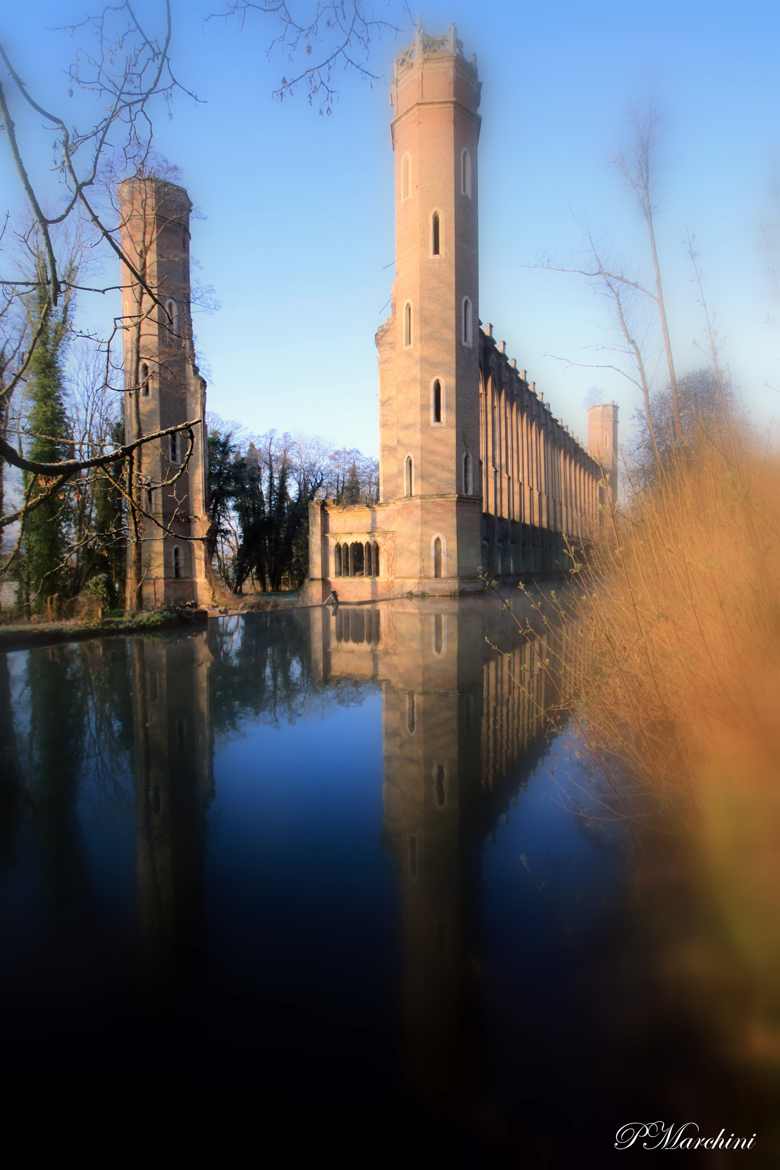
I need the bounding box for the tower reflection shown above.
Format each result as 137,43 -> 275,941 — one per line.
309,597 -> 581,1109
131,631 -> 214,981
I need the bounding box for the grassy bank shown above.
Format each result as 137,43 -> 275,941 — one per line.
571,424 -> 780,1076
0,606 -> 207,653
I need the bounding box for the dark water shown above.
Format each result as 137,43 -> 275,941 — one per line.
0,598 -> 773,1160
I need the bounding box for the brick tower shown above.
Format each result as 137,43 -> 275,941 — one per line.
119,177 -> 209,611
375,27 -> 483,590
587,402 -> 619,508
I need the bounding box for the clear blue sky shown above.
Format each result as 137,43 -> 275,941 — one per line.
4,0 -> 779,455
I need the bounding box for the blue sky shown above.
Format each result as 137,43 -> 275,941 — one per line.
4,0 -> 779,456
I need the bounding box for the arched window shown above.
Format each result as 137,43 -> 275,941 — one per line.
406,692 -> 416,735
173,546 -> 181,579
342,544 -> 351,577
404,455 -> 414,497
403,301 -> 413,347
170,431 -> 178,462
460,148 -> 473,198
140,361 -> 150,397
334,544 -> 342,577
401,153 -> 411,201
462,296 -> 473,347
433,613 -> 444,656
165,298 -> 178,334
351,542 -> 365,576
146,484 -> 153,512
431,210 -> 441,256
434,764 -> 447,808
463,450 -> 472,494
364,541 -> 372,577
372,542 -> 380,578
433,535 -> 443,579
432,378 -> 443,424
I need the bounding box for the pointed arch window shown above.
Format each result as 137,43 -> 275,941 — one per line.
140,361 -> 150,397
170,431 -> 178,463
173,546 -> 181,579
372,542 -> 380,577
165,298 -> 178,336
334,544 -> 342,577
403,301 -> 413,348
434,764 -> 447,808
463,450 -> 472,495
433,535 -> 443,579
433,613 -> 444,656
462,296 -> 473,347
404,455 -> 414,497
432,378 -> 443,424
406,692 -> 416,735
460,148 -> 473,198
431,210 -> 441,256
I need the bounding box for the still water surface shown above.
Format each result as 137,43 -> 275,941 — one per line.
0,597 -> 767,1157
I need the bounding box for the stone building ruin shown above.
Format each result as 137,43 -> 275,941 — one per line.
306,27 -> 618,601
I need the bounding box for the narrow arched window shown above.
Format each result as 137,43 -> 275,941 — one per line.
434,764 -> 447,808
403,301 -> 412,347
462,296 -> 473,347
173,546 -> 181,579
372,542 -> 380,577
404,455 -> 414,497
406,692 -> 416,735
432,379 -> 442,424
365,541 -> 372,577
165,298 -> 178,335
401,153 -> 411,201
433,613 -> 444,655
463,451 -> 472,494
334,544 -> 342,577
433,536 -> 443,579
431,210 -> 440,256
170,431 -> 178,462
140,361 -> 150,397
461,148 -> 472,198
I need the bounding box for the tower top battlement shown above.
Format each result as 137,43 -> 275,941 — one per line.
118,175 -> 192,221
391,25 -> 480,120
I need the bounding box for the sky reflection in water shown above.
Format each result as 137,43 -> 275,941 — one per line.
0,597 -> 769,1155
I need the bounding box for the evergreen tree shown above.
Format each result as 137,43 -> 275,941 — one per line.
343,461 -> 361,504
22,266 -> 74,613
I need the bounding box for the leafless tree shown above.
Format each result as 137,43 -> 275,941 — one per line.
616,108 -> 683,443
1,0 -> 407,591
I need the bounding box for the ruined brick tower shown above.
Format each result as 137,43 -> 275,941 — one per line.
375,26 -> 483,588
587,402 -> 619,507
119,177 -> 209,610
305,27 -> 617,601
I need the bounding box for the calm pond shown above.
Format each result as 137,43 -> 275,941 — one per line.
0,596 -> 770,1157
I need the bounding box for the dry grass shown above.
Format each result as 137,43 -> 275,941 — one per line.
572,422 -> 780,1076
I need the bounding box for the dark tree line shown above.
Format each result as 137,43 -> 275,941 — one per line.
207,424 -> 378,594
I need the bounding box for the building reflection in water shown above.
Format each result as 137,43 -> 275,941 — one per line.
309,598 -> 583,1108
124,599 -> 583,1118
131,632 -> 214,982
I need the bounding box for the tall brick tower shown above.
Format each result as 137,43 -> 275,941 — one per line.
119,177 -> 209,611
376,27 -> 483,590
587,402 -> 619,508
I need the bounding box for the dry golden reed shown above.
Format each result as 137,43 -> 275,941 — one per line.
573,423 -> 780,1073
